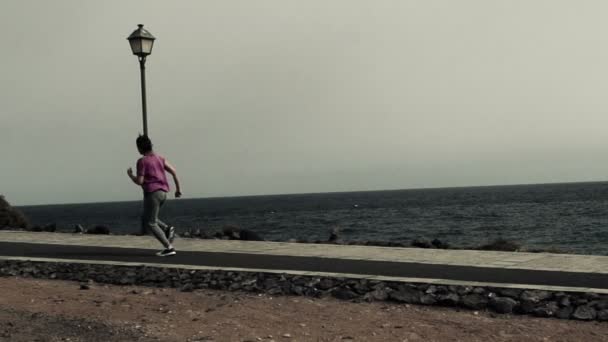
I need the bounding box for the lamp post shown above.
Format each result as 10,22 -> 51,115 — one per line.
127,24 -> 156,136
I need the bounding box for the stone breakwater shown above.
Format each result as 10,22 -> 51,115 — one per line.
1,260 -> 607,322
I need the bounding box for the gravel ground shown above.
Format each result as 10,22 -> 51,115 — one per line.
0,277 -> 606,342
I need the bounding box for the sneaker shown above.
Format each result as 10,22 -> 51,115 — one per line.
165,226 -> 176,243
156,248 -> 176,257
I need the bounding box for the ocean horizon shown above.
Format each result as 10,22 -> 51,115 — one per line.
16,180 -> 607,207
17,181 -> 608,255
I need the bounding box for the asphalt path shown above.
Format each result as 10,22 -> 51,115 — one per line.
1,241 -> 607,289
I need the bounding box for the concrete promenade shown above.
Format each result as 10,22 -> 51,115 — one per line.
1,231 -> 607,293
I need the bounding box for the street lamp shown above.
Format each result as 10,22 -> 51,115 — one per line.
127,24 -> 156,136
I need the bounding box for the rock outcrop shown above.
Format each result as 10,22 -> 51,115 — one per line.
0,195 -> 29,229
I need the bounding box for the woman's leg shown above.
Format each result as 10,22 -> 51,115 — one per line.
157,220 -> 168,229
156,193 -> 170,230
154,194 -> 177,243
139,203 -> 148,236
156,195 -> 177,242
143,191 -> 172,249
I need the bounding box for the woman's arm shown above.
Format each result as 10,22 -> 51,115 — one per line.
127,168 -> 144,185
164,160 -> 182,198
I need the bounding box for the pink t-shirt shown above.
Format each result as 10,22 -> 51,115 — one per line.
136,153 -> 170,193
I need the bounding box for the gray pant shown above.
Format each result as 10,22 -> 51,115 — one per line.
142,191 -> 171,248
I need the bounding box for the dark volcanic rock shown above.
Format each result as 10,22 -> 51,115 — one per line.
0,195 -> 30,229
419,294 -> 437,305
490,297 -> 518,314
238,229 -> 263,241
453,286 -> 473,296
364,288 -> 390,302
461,294 -> 488,310
434,286 -> 450,295
597,310 -> 608,321
411,238 -> 432,248
477,238 -> 520,252
532,302 -> 559,318
424,285 -> 438,294
263,278 -> 279,289
43,223 -> 56,232
87,226 -> 110,235
584,293 -> 601,301
437,293 -> 459,306
362,241 -> 407,247
389,287 -> 421,304
220,225 -> 264,241
518,300 -> 537,314
118,276 -> 135,285
317,278 -> 335,290
328,227 -> 340,243
594,300 -> 608,310
558,296 -> 571,307
471,287 -> 486,295
352,280 -> 370,294
289,285 -> 305,296
555,307 -> 574,319
520,290 -> 552,303
431,238 -> 449,249
497,289 -> 523,299
572,306 -> 596,321
331,288 -> 358,300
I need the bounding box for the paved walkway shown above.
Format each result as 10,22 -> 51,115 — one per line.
1,231 -> 607,293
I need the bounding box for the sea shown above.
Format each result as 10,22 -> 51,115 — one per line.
17,182 -> 608,255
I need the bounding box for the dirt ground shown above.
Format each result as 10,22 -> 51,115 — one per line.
0,277 -> 606,342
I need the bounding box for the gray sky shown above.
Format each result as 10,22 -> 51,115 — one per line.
2,1 -> 608,205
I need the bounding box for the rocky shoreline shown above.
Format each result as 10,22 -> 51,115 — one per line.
1,259 -> 607,322
7,223 -> 564,254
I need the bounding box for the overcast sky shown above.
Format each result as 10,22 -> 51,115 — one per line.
2,1 -> 608,205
